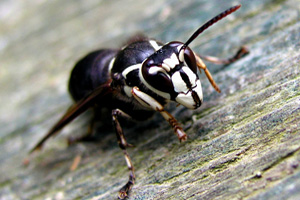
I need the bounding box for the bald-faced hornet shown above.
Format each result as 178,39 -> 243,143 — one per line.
31,5 -> 248,199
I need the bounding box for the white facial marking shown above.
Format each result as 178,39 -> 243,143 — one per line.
182,66 -> 196,86
161,63 -> 171,72
172,71 -> 189,93
163,53 -> 179,69
179,49 -> 185,62
175,81 -> 203,109
175,92 -> 195,109
177,44 -> 184,52
148,66 -> 167,75
195,79 -> 203,101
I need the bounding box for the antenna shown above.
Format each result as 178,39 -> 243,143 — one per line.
180,5 -> 241,52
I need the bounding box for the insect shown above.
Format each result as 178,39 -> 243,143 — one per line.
31,5 -> 248,199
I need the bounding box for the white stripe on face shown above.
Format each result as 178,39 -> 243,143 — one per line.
172,71 -> 188,93
175,92 -> 195,109
194,79 -> 203,101
172,66 -> 196,93
175,80 -> 203,109
177,45 -> 184,62
148,66 -> 168,76
163,53 -> 179,69
182,66 -> 196,87
172,66 -> 203,109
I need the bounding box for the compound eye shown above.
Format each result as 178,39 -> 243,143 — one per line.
142,65 -> 174,94
184,48 -> 197,74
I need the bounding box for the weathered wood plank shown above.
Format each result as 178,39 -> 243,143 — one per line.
0,0 -> 299,199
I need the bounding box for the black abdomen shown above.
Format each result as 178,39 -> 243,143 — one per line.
68,49 -> 118,102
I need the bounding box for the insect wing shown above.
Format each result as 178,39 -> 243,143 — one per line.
30,80 -> 113,153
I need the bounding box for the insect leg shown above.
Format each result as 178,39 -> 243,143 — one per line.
197,46 -> 249,65
194,53 -> 221,93
131,87 -> 187,142
112,109 -> 135,199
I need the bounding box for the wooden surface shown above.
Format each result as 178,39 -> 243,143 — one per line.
0,0 -> 299,199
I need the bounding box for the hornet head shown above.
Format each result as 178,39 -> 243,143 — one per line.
140,5 -> 241,109
140,41 -> 202,109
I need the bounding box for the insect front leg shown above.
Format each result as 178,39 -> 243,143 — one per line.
131,87 -> 187,142
112,109 -> 135,199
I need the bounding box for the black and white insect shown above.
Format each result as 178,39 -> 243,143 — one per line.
31,5 -> 248,199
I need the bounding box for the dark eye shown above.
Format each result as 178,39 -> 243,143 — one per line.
142,64 -> 174,94
184,48 -> 197,73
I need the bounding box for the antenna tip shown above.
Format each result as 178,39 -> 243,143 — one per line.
227,5 -> 242,16
234,4 -> 242,10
